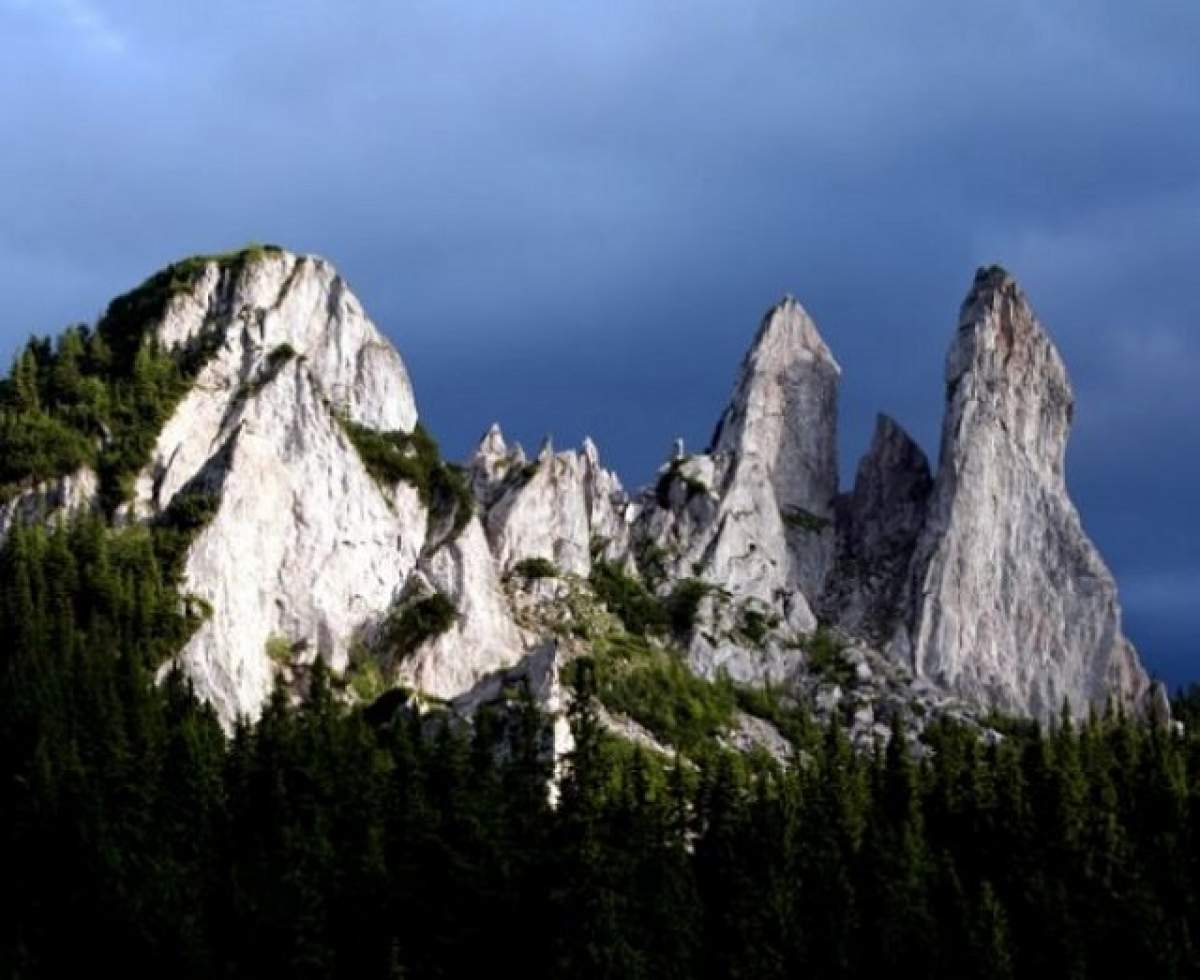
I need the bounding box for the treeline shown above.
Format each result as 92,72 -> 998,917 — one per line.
2,520 -> 1199,978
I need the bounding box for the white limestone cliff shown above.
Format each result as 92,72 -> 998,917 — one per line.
399,515 -> 525,699
6,248 -> 1163,739
710,296 -> 841,524
132,252 -> 416,516
119,252 -> 423,723
477,431 -> 633,576
104,248 -> 521,727
636,297 -> 843,636
902,266 -> 1159,723
0,467 -> 99,544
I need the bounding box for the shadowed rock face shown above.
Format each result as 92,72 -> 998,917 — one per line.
823,414 -> 933,643
902,267 -> 1158,723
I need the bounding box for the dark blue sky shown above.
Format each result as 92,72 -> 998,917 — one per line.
3,1 -> 1197,685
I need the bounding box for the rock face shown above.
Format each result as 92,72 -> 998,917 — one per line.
9,249 -> 1158,736
703,297 -> 841,606
711,296 -> 841,522
823,414 -> 933,643
633,297 -> 842,643
400,516 -> 525,699
478,433 -> 631,577
113,249 -> 522,726
0,467 -> 99,544
902,267 -> 1157,722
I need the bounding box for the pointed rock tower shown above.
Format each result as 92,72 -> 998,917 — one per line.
824,413 -> 933,642
904,266 -> 1160,722
706,297 -> 840,608
711,296 -> 841,522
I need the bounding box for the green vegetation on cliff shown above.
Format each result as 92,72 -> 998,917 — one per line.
0,245 -> 281,511
338,419 -> 474,541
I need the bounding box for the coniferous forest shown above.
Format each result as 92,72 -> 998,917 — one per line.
2,516 -> 1199,979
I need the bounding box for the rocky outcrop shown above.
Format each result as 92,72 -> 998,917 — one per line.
128,252 -> 427,723
132,253 -> 416,517
170,357 -> 426,725
7,247 -> 1159,739
633,297 -> 842,641
902,267 -> 1158,722
476,431 -> 632,576
710,296 -> 841,523
0,467 -> 99,544
823,414 -> 932,643
400,516 -> 525,699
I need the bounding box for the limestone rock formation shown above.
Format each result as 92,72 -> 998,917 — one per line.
4,247 -> 1161,743
823,414 -> 932,643
476,431 -> 632,576
903,266 -> 1158,722
710,296 -> 841,522
400,515 -> 525,699
120,252 -> 426,722
630,297 -> 843,653
0,466 -> 98,544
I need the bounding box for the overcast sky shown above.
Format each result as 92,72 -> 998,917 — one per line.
2,0 -> 1197,685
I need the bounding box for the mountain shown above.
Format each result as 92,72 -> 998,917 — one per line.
0,247 -> 1166,749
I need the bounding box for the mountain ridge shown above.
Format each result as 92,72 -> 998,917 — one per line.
0,246 -> 1166,749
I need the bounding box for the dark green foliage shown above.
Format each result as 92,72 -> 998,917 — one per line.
805,626 -> 855,686
237,342 -> 299,400
588,635 -> 737,757
0,247 -> 278,510
338,420 -> 473,541
513,556 -> 558,580
267,342 -> 296,368
385,593 -> 458,658
0,409 -> 94,490
588,560 -> 669,636
733,684 -> 819,752
1171,684 -> 1200,729
654,458 -> 708,508
664,577 -> 710,636
1,418 -> 1199,980
633,539 -> 672,588
738,605 -> 779,646
781,506 -> 831,533
2,512 -> 1200,979
152,487 -> 222,582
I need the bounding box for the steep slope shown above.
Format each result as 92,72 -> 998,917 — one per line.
474,429 -> 632,577
108,252 -> 426,722
823,413 -> 933,643
93,248 -> 525,725
638,297 -> 841,630
903,267 -> 1161,722
0,249 -> 1164,744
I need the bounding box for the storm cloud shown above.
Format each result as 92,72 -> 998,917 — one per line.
2,0 -> 1197,683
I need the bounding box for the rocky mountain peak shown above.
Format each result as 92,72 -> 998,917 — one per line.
478,422 -> 508,457
1,247 -> 1162,741
945,264 -> 1073,478
905,268 -> 1157,722
710,295 -> 840,520
747,295 -> 839,372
